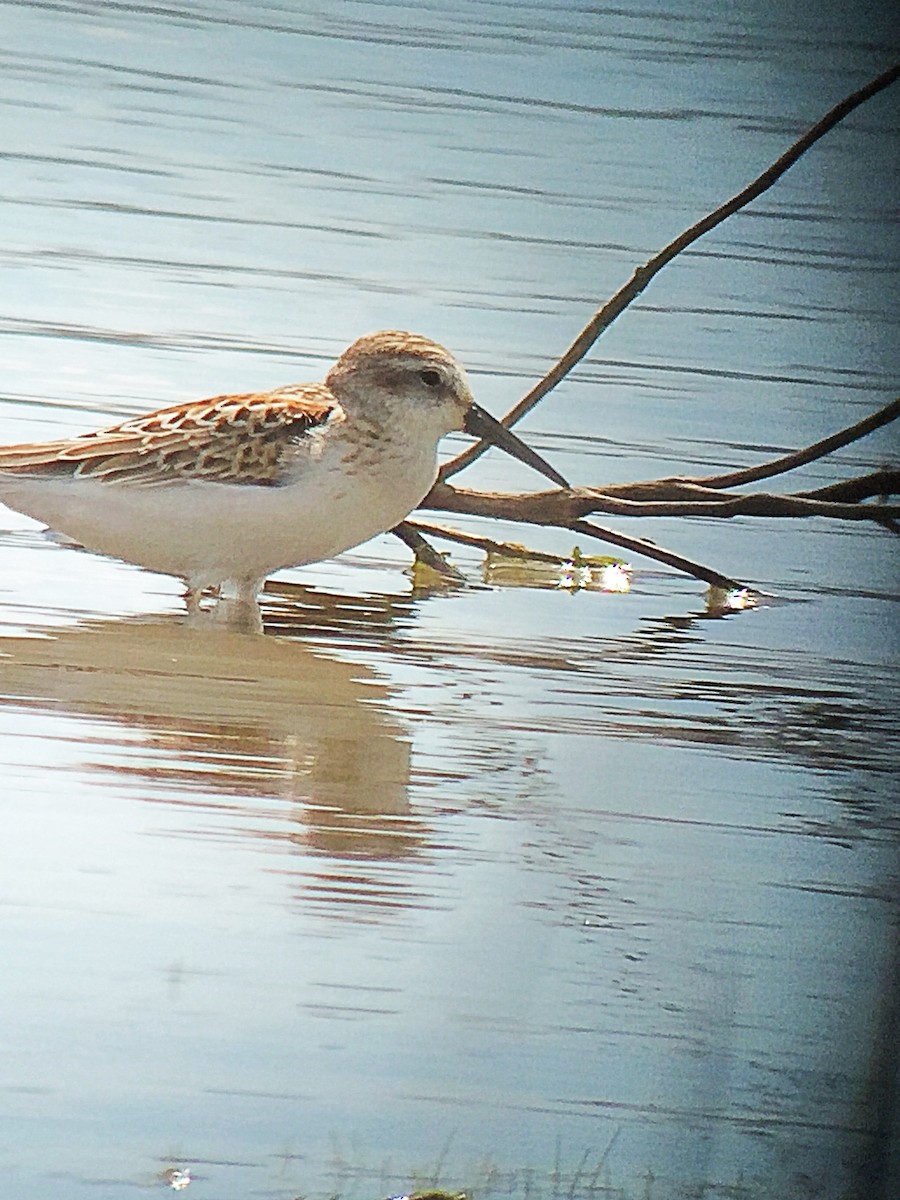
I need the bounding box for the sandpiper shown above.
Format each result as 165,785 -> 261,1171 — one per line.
0,330 -> 568,610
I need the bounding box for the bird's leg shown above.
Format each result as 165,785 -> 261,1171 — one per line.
183,583 -> 220,614
183,585 -> 202,615
220,577 -> 263,606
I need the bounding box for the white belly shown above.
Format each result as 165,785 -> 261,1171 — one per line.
0,448 -> 438,591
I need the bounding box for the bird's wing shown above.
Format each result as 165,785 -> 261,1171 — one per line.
0,385 -> 338,486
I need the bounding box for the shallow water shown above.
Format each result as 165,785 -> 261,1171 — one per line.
0,3 -> 898,1199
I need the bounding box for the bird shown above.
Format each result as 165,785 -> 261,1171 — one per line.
0,330 -> 569,611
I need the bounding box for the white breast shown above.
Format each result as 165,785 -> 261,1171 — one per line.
0,431 -> 439,592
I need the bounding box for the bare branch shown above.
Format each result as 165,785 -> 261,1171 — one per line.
798,470 -> 900,503
392,520 -> 466,582
567,520 -> 744,591
408,518 -> 745,593
439,62 -> 900,482
388,67 -> 900,594
404,520 -> 569,565
696,398 -> 900,489
422,481 -> 900,524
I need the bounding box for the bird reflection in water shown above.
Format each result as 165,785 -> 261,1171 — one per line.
0,585 -> 434,916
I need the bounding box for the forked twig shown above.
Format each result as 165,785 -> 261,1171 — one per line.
438,61 -> 900,481
393,63 -> 900,591
413,383 -> 899,587
422,478 -> 900,524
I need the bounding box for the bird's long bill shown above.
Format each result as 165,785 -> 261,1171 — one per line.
463,403 -> 569,489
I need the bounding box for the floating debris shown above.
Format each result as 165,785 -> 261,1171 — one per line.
388,1192 -> 467,1200
162,1167 -> 192,1191
485,544 -> 631,593
707,585 -> 757,613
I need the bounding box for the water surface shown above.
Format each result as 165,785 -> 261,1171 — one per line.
0,3 -> 898,1198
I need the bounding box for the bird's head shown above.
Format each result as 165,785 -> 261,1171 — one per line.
327,331 -> 568,488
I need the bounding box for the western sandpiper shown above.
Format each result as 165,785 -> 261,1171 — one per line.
0,330 -> 568,610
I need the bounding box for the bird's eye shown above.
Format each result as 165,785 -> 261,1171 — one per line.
419,369 -> 442,388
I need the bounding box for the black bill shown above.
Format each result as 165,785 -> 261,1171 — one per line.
464,403 -> 569,489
